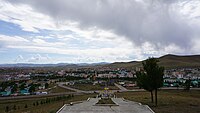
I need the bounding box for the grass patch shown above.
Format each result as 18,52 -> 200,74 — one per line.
96,98 -> 115,105
48,85 -> 74,93
0,94 -> 95,113
38,83 -> 73,93
125,86 -> 139,90
70,84 -> 119,91
115,90 -> 200,113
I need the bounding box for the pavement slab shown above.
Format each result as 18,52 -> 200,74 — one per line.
58,98 -> 154,113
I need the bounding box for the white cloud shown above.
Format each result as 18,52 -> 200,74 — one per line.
7,0 -> 199,47
32,38 -> 66,47
14,55 -> 24,62
191,38 -> 200,54
0,35 -> 29,42
27,54 -> 51,63
13,54 -> 52,63
6,43 -> 133,63
1,0 -> 200,63
0,0 -> 56,32
0,35 -> 29,49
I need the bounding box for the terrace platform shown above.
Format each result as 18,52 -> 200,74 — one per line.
57,98 -> 154,113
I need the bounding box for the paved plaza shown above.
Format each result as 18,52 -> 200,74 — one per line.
57,98 -> 154,113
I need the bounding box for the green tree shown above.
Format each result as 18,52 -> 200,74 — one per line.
13,105 -> 16,110
11,84 -> 18,93
1,82 -> 9,91
136,71 -> 154,103
184,79 -> 191,91
40,101 -> 43,104
24,104 -> 28,108
45,83 -> 49,89
20,83 -> 25,90
137,58 -> 164,106
5,106 -> 9,112
29,85 -> 35,93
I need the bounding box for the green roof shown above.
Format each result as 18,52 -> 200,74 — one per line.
0,91 -> 11,96
20,90 -> 29,94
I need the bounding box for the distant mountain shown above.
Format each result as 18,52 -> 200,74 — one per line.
1,54 -> 200,69
0,63 -> 78,67
0,62 -> 110,68
106,54 -> 200,69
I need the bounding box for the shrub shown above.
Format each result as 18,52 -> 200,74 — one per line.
13,105 -> 16,110
5,106 -> 9,112
24,104 -> 28,108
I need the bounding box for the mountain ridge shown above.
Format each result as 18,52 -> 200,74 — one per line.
1,54 -> 200,69
107,54 -> 200,69
0,62 -> 109,67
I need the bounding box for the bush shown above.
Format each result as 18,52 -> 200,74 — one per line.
24,104 -> 28,108
13,105 -> 16,110
5,106 -> 9,112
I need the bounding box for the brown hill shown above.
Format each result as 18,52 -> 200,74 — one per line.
158,54 -> 200,69
106,54 -> 200,69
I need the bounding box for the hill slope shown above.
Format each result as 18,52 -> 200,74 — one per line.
107,54 -> 200,69
158,54 -> 200,68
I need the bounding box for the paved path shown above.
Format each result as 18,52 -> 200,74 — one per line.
114,83 -> 128,91
112,98 -> 153,113
58,83 -> 87,93
58,82 -> 121,94
58,98 -> 154,113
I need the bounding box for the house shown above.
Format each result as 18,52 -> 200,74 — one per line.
20,89 -> 30,95
0,91 -> 11,96
39,85 -> 45,90
119,82 -> 125,85
35,91 -> 48,95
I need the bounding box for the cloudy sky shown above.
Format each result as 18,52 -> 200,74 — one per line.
0,0 -> 200,64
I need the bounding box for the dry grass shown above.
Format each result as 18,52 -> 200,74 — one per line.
70,84 -> 118,91
0,94 -> 95,113
48,85 -> 74,93
106,55 -> 200,69
125,86 -> 139,90
115,90 -> 200,113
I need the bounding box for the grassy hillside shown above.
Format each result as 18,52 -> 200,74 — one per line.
158,54 -> 200,69
106,61 -> 142,69
106,54 -> 200,69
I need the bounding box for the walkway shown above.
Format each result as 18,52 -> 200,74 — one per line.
114,83 -> 128,91
58,83 -> 87,93
57,98 -> 154,113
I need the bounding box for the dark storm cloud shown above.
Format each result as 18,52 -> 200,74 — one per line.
6,0 -> 200,52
